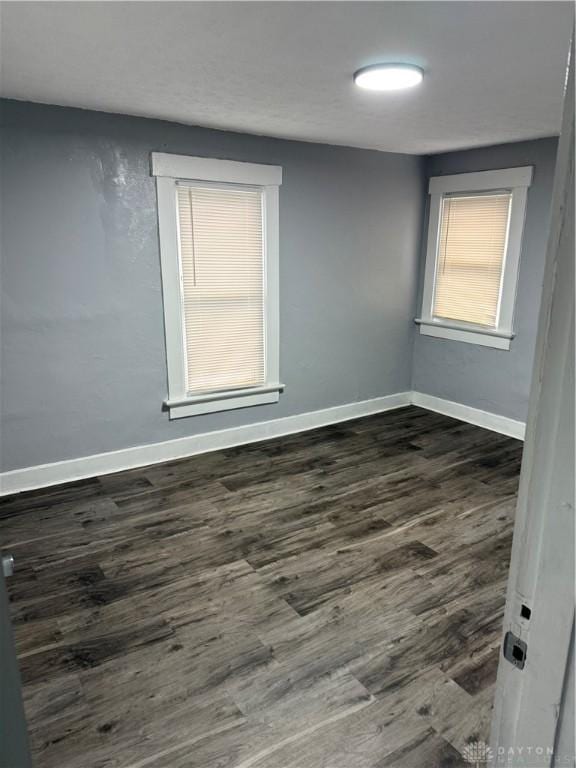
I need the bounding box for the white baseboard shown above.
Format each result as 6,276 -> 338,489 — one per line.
0,392 -> 411,496
0,390 -> 526,497
411,392 -> 526,441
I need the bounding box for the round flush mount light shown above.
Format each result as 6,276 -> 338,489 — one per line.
353,63 -> 424,91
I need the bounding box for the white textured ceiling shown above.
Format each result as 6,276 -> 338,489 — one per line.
0,1 -> 572,154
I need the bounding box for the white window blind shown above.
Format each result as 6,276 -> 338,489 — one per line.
433,192 -> 512,328
176,183 -> 265,395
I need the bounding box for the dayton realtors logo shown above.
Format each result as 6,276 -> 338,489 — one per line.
462,740 -> 573,767
463,741 -> 494,765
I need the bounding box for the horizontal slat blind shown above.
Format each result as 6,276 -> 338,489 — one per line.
176,183 -> 265,394
433,192 -> 512,328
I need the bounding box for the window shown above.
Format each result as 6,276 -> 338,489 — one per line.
417,166 -> 533,350
152,153 -> 283,418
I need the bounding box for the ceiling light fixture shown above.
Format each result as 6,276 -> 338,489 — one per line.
353,63 -> 424,91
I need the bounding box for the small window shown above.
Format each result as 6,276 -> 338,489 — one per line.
152,153 -> 283,418
417,166 -> 533,350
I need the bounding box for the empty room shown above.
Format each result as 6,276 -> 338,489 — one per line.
0,2 -> 574,767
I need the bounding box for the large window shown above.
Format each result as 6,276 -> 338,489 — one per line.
417,166 -> 532,349
153,153 -> 283,418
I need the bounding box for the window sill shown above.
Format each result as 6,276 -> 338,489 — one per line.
415,318 -> 513,350
165,383 -> 284,419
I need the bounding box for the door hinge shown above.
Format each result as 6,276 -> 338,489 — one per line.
503,631 -> 527,670
2,554 -> 14,578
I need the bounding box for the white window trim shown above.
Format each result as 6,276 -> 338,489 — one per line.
152,153 -> 283,419
416,166 -> 533,350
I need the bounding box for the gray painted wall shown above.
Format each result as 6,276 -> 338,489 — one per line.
0,100 -> 425,472
411,138 -> 558,423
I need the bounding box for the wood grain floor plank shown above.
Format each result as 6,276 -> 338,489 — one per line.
0,406 -> 522,767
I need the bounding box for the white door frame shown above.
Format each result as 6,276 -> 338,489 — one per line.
490,35 -> 575,768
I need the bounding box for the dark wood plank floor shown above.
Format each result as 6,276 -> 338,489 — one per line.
0,406 -> 522,768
